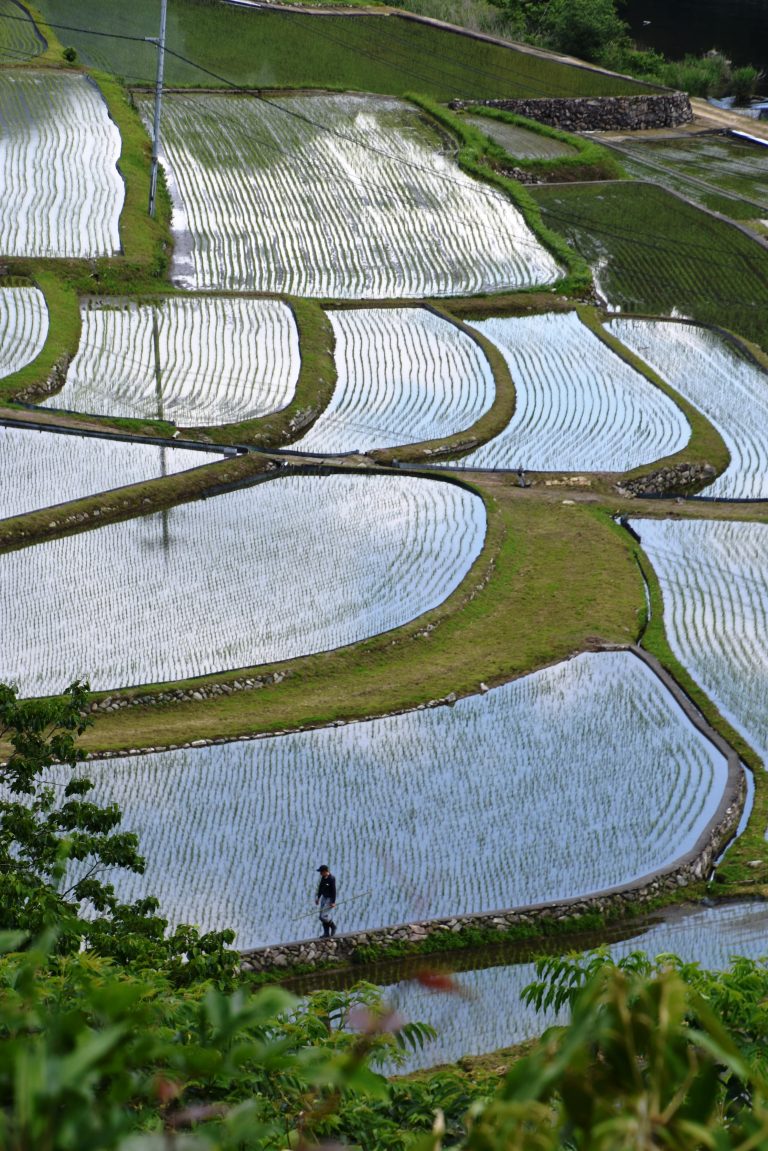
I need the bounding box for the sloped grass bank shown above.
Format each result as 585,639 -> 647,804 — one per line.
530,181 -> 768,352
73,488 -> 644,751
32,0 -> 655,99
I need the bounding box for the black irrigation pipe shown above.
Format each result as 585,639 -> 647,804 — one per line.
0,415 -> 240,456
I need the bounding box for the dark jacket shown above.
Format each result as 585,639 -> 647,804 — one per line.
316,873 -> 336,902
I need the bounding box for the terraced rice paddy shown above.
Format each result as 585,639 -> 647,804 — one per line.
463,115 -> 577,160
0,474 -> 485,696
440,312 -> 689,471
0,71 -> 123,258
609,134 -> 768,223
386,900 -> 768,1071
0,0 -> 44,63
0,427 -> 215,521
44,297 -> 300,427
630,518 -> 768,762
531,182 -> 768,352
610,319 -> 768,499
72,651 -> 729,947
0,285 -> 47,378
291,308 -> 495,453
138,92 -> 561,297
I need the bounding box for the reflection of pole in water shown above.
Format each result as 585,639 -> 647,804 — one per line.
153,309 -> 171,555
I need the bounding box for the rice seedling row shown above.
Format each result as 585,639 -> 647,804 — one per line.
68,651 -> 729,948
530,182 -> 768,353
610,319 -> 768,499
0,285 -> 47,379
0,426 -> 214,521
0,0 -> 44,62
291,308 -> 495,454
386,900 -> 768,1072
32,0 -> 652,100
0,71 -> 123,258
439,312 -> 689,471
44,297 -> 300,427
137,92 -> 561,298
0,474 -> 485,696
630,518 -> 768,763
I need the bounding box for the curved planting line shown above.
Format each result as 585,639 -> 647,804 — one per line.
0,285 -> 48,381
138,91 -> 561,298
44,296 -> 300,427
439,311 -> 690,471
610,319 -> 768,499
0,0 -> 45,60
0,473 -> 486,697
72,650 -> 734,948
0,70 -> 123,258
630,517 -> 768,767
0,425 -> 214,522
290,307 -> 495,454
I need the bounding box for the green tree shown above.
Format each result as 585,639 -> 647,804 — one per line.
539,0 -> 629,63
0,682 -> 236,983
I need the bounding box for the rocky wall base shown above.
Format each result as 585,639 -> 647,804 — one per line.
450,93 -> 693,132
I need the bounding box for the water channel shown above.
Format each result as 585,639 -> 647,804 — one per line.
287,900 -> 768,1072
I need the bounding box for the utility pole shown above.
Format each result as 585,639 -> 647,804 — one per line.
146,0 -> 168,218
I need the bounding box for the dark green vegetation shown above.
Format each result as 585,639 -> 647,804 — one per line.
531,181 -> 768,352
605,133 -> 768,226
32,0 -> 653,98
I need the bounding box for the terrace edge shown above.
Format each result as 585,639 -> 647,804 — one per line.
239,644 -> 746,974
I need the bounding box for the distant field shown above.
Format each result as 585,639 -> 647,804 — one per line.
531,181 -> 768,352
33,0 -> 652,98
0,0 -> 44,62
609,135 -> 768,223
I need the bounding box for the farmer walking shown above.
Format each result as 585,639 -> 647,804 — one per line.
315,864 -> 337,938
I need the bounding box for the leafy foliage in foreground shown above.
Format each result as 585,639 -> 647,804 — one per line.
0,683 -> 237,984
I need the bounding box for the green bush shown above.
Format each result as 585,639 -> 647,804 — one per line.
731,65 -> 761,105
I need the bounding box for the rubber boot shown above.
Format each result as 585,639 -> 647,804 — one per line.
330,921 -> 336,937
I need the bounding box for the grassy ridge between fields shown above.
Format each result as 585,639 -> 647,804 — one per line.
75,486 -> 644,750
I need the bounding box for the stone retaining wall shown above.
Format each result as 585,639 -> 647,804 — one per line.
449,93 -> 693,132
240,646 -> 745,975
617,462 -> 718,498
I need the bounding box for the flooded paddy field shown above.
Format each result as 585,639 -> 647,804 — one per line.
72,652 -> 730,947
0,474 -> 485,695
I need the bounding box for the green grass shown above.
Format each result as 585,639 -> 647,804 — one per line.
32,0 -> 655,99
530,181 -> 768,352
0,270 -> 80,404
63,485 -> 645,752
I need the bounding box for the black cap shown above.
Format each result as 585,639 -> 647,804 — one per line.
317,864 -> 329,872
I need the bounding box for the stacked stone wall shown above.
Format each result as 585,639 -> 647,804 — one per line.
449,93 -> 693,132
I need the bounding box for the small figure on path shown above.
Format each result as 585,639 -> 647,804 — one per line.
315,864 -> 336,938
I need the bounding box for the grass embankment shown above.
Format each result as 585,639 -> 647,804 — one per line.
530,181 -> 768,353
580,308 -> 731,481
74,484 -> 644,751
32,0 -> 655,98
409,95 -> 591,297
0,270 -> 80,405
458,105 -> 626,183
